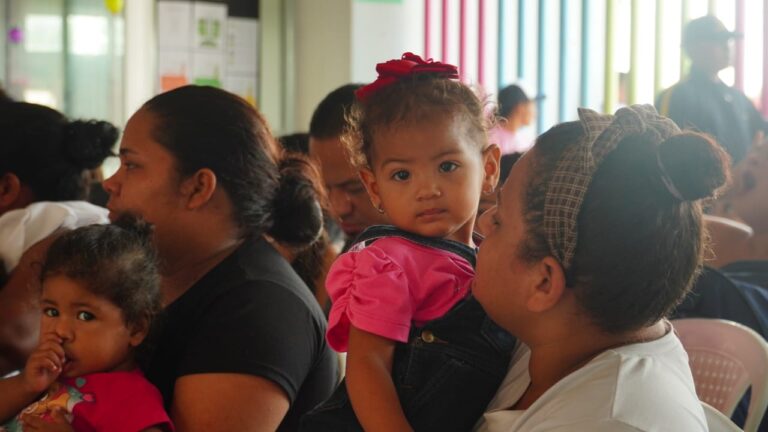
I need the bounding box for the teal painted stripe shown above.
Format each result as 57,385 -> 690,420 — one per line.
580,0 -> 590,106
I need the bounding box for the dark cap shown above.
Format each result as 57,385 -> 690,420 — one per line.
497,84 -> 544,118
683,15 -> 742,47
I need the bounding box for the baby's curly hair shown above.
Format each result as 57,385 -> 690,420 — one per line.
40,215 -> 160,329
344,75 -> 490,169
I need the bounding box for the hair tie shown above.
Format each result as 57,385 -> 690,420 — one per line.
656,152 -> 685,201
355,52 -> 459,103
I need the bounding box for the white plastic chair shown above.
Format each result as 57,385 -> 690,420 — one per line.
673,318 -> 768,432
703,402 -> 744,431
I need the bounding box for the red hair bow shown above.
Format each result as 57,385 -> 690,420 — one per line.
355,52 -> 460,103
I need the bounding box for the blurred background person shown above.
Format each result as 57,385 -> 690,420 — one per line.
657,15 -> 768,164
487,84 -> 538,155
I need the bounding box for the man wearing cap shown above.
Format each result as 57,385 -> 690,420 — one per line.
657,15 -> 768,163
488,84 -> 538,155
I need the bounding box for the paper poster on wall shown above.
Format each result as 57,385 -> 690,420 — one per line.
193,52 -> 225,88
158,50 -> 192,92
226,75 -> 258,107
157,1 -> 192,50
193,2 -> 227,51
226,18 -> 258,75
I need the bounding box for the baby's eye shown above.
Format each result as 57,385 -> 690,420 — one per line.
391,170 -> 410,181
77,311 -> 95,321
439,161 -> 459,173
43,308 -> 59,318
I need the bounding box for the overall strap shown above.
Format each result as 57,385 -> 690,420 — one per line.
351,225 -> 477,268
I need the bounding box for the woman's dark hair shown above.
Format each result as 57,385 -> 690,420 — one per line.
345,76 -> 488,169
40,216 -> 160,328
499,152 -> 523,183
520,122 -> 730,334
0,102 -> 118,201
496,84 -> 530,118
279,133 -> 310,154
277,153 -> 333,290
142,85 -> 323,247
310,84 -> 362,140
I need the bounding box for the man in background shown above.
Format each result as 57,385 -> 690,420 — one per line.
657,15 -> 768,163
309,84 -> 387,248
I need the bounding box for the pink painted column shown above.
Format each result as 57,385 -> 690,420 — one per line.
425,0 -> 431,59
459,0 -> 467,79
442,0 -> 449,62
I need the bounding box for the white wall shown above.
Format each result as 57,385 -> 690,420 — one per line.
292,0 -> 353,133
123,0 -> 156,124
259,0 -> 284,131
351,0 -> 423,83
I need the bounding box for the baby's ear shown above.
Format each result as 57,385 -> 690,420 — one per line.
482,144 -> 502,191
358,168 -> 382,210
128,318 -> 151,347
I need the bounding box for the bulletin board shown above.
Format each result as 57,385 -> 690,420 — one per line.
156,0 -> 259,106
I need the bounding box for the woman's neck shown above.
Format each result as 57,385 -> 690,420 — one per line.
160,237 -> 244,306
515,320 -> 667,410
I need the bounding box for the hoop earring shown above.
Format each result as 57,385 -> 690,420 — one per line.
376,203 -> 385,214
482,186 -> 494,196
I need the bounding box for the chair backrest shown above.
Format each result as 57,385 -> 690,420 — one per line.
703,401 -> 744,432
673,318 -> 768,432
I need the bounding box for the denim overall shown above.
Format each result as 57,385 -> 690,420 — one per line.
300,226 -> 516,432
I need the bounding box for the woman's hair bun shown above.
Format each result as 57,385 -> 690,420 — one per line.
62,120 -> 119,170
268,153 -> 325,248
657,132 -> 731,201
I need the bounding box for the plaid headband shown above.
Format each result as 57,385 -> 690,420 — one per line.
543,104 -> 682,269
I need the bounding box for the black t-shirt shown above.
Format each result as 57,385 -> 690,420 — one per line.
139,237 -> 338,431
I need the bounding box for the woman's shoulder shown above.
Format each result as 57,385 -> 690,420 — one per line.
552,331 -> 704,430
172,237 -> 326,328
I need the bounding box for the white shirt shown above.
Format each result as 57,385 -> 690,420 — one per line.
0,201 -> 108,273
475,326 -> 707,432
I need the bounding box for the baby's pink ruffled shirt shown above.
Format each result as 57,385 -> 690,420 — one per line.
326,236 -> 474,352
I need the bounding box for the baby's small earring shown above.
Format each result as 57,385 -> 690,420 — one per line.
375,202 -> 385,214
482,185 -> 494,196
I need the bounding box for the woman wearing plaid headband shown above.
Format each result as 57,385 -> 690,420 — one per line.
473,105 -> 729,431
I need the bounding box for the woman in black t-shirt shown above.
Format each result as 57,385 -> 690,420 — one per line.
103,86 -> 337,431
